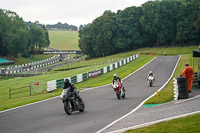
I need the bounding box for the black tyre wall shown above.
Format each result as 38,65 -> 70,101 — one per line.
177,76 -> 188,99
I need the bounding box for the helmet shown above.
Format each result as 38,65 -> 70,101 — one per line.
185,62 -> 189,66
64,79 -> 71,88
149,71 -> 152,74
113,73 -> 118,79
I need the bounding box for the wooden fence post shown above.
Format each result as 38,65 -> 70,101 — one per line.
30,84 -> 31,96
9,88 -> 11,99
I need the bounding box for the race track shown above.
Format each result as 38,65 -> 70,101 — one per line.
0,56 -> 180,133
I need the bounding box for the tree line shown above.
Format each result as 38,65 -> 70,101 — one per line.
78,0 -> 200,58
46,22 -> 78,31
0,9 -> 50,59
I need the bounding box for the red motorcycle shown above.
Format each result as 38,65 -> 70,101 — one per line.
112,81 -> 125,100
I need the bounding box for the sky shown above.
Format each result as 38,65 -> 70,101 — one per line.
0,0 -> 151,27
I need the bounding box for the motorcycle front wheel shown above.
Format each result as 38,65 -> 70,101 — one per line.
149,80 -> 152,87
122,91 -> 125,98
116,91 -> 121,100
64,101 -> 73,115
78,98 -> 85,112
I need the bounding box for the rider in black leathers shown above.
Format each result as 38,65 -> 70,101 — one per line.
60,79 -> 80,99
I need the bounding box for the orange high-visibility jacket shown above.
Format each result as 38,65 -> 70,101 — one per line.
181,66 -> 194,78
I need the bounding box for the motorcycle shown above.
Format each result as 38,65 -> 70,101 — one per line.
62,89 -> 85,115
148,75 -> 154,87
112,81 -> 125,99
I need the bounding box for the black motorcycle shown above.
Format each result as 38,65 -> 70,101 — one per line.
62,89 -> 85,115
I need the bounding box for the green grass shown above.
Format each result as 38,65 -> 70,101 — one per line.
145,54 -> 197,104
137,46 -> 197,56
125,113 -> 200,133
0,54 -> 52,67
0,55 -> 152,111
51,51 -> 137,71
0,45 -> 198,111
49,30 -> 79,50
76,56 -> 152,88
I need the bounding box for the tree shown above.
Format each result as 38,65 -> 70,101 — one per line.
78,0 -> 200,58
28,24 -> 48,52
114,6 -> 144,51
79,10 -> 117,58
175,0 -> 200,45
0,9 -> 29,59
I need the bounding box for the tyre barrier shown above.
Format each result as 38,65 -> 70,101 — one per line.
173,78 -> 178,100
177,76 -> 188,99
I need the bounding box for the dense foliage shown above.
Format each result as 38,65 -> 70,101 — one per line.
0,9 -> 50,59
46,22 -> 78,31
79,0 -> 200,58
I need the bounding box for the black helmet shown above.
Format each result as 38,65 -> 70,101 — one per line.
64,79 -> 71,87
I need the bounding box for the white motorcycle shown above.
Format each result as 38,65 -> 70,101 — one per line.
148,76 -> 154,87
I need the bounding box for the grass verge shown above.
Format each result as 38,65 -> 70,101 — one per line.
0,55 -> 153,111
0,46 -> 198,111
125,113 -> 200,133
0,54 -> 52,67
145,55 -> 198,104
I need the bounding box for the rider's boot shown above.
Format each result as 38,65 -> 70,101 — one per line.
123,87 -> 126,92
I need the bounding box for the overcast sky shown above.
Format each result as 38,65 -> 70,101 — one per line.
0,0 -> 151,27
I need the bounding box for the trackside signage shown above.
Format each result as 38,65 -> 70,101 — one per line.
30,50 -> 82,55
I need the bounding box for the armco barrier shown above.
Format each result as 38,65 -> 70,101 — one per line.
107,66 -> 110,72
100,68 -> 104,75
82,73 -> 88,81
47,54 -> 139,92
56,79 -> 64,89
77,74 -> 82,83
2,55 -> 61,74
71,76 -> 77,84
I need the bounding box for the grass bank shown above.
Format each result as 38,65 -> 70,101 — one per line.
137,46 -> 196,56
49,30 -> 79,50
145,54 -> 198,104
0,54 -> 52,67
0,46 -> 197,111
0,56 -> 152,111
125,113 -> 200,133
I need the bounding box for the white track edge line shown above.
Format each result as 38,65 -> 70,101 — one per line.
96,55 -> 181,133
0,57 -> 156,114
175,94 -> 200,104
108,110 -> 200,133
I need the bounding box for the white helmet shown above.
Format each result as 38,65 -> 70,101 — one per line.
113,73 -> 118,79
149,71 -> 152,74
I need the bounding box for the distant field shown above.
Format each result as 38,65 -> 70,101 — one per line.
48,30 -> 79,50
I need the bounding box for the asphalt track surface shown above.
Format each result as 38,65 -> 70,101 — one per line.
0,56 -> 180,133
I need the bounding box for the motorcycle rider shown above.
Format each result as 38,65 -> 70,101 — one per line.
112,74 -> 125,91
147,71 -> 155,81
60,78 -> 80,99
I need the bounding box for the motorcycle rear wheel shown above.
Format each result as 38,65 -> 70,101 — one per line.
64,101 -> 72,115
